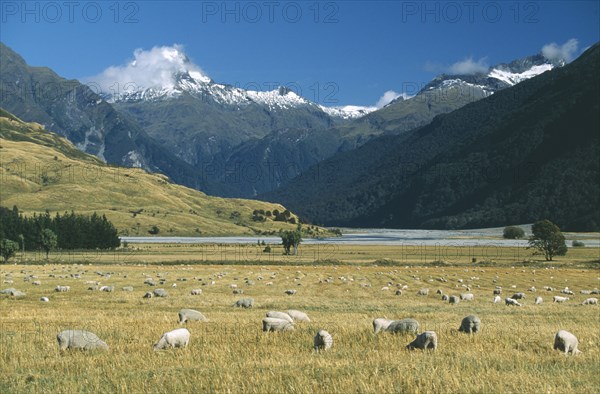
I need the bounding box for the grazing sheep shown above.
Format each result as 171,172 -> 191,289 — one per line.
449,295 -> 460,304
553,296 -> 569,303
55,285 -> 70,292
458,315 -> 481,334
178,309 -> 208,324
493,295 -> 502,303
32,280 -> 41,286
553,330 -> 581,355
418,288 -> 429,296
266,311 -> 294,323
436,289 -> 443,295
373,318 -> 394,334
286,310 -> 310,322
40,297 -> 49,302
511,293 -> 525,300
57,330 -> 108,351
122,286 -> 133,292
262,317 -> 294,332
153,288 -> 168,297
561,288 -> 574,296
154,328 -> 190,351
582,297 -> 598,305
284,289 -> 297,295
441,294 -> 449,301
144,279 -> 156,286
580,290 -> 592,295
314,330 -> 333,351
460,293 -> 474,301
387,318 -> 420,335
395,290 -> 403,296
234,298 -> 254,308
529,287 -> 536,292
233,289 -> 244,294
406,331 -> 437,350
99,285 -> 114,292
592,289 -> 600,295
190,289 -> 202,295
493,288 -> 502,295
535,297 -> 543,305
143,292 -> 153,299
505,298 -> 522,306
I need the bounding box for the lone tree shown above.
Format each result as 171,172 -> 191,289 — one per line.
503,226 -> 525,239
40,229 -> 58,259
281,226 -> 302,255
528,220 -> 567,261
0,239 -> 19,263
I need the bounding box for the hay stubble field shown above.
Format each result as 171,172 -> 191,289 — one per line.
1,244 -> 599,393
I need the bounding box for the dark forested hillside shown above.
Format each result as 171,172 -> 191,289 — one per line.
264,43 -> 600,231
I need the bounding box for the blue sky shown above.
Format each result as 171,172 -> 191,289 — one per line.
2,1 -> 599,106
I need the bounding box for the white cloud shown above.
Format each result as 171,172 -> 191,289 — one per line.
447,57 -> 489,75
84,44 -> 210,94
375,90 -> 412,108
542,38 -> 579,63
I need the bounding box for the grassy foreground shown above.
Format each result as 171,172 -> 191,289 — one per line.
1,249 -> 599,393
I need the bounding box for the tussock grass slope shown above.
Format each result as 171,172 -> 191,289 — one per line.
0,111 -> 319,237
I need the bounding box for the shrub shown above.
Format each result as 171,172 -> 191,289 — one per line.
503,226 -> 525,239
572,240 -> 585,247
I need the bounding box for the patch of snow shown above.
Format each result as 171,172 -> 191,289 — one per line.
319,105 -> 377,119
488,64 -> 553,86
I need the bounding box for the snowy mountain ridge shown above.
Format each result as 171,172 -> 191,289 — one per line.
104,67 -> 374,119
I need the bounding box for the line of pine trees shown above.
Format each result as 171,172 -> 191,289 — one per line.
0,206 -> 120,251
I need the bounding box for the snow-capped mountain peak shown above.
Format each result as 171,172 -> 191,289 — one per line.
419,53 -> 561,96
488,64 -> 554,86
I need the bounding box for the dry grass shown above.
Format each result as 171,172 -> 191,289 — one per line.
0,115 -> 324,237
1,256 -> 599,393
14,242 -> 600,267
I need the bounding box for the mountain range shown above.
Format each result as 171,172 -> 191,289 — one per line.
264,43 -> 600,231
0,42 -> 562,198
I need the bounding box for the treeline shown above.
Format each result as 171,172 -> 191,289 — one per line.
0,206 -> 120,250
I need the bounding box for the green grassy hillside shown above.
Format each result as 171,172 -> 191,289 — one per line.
0,110 -> 325,237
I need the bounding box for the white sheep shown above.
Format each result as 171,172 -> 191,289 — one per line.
57,330 -> 108,351
493,295 -> 502,303
582,297 -> 598,305
406,331 -> 437,350
262,317 -> 294,332
535,297 -> 543,305
266,311 -> 293,323
372,318 -> 394,334
178,309 -> 208,324
553,296 -> 569,303
55,285 -> 70,292
553,330 -> 581,355
190,289 -> 202,295
153,328 -> 190,350
460,293 -> 474,301
286,310 -> 310,322
314,330 -> 333,351
505,298 -> 522,306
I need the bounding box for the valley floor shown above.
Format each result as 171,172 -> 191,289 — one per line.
1,247 -> 599,393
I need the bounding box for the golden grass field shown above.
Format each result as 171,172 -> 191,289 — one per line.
1,243 -> 599,393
